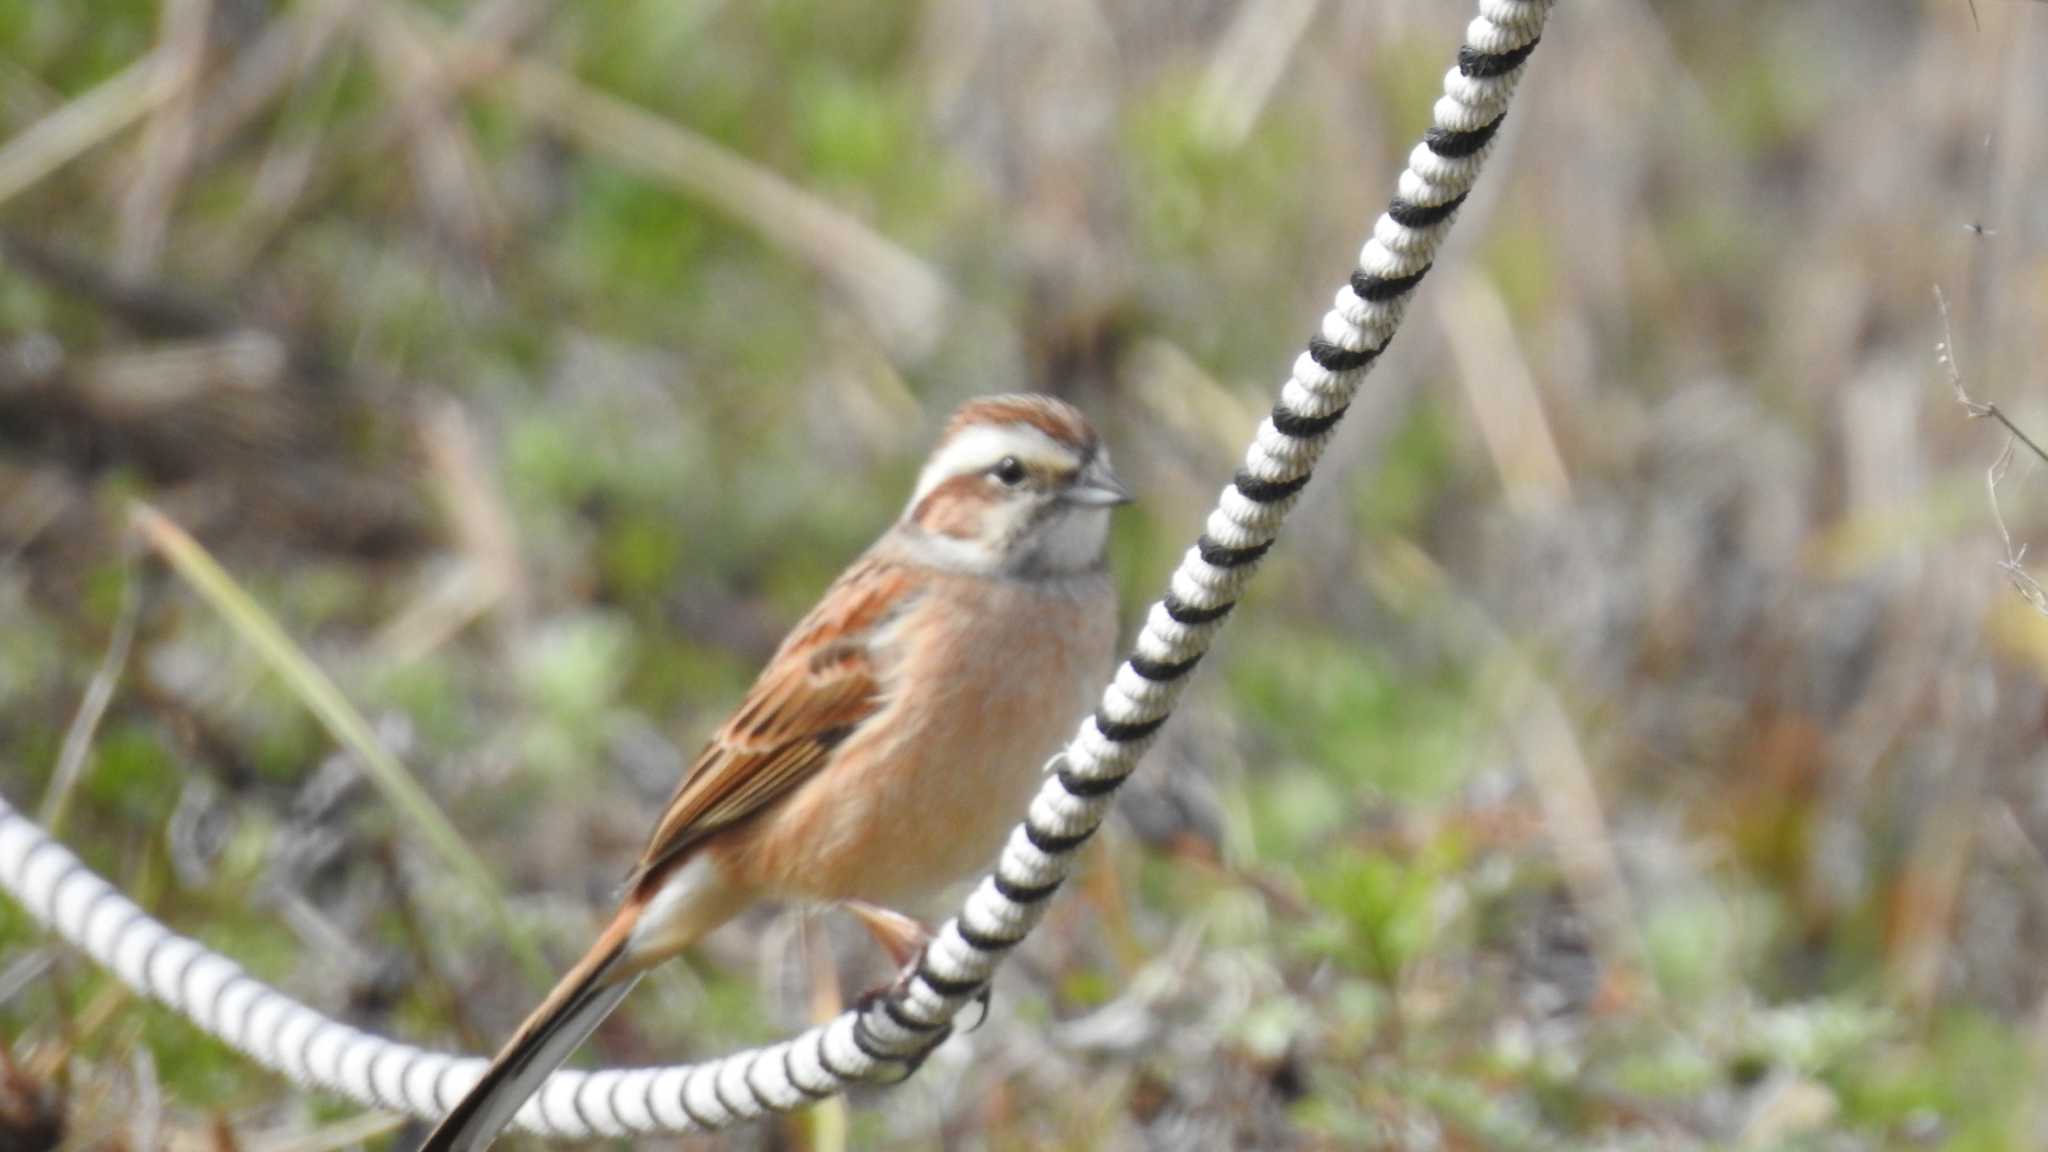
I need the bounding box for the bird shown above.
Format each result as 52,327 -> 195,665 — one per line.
421,394 -> 1131,1151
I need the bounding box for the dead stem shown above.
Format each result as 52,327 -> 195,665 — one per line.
1937,284 -> 2048,613
39,561 -> 141,836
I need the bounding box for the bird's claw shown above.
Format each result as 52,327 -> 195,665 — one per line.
960,982 -> 993,1032
847,948 -> 993,1074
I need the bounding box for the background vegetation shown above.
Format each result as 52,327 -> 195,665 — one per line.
4,1 -> 2048,1148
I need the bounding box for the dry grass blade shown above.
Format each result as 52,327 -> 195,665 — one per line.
509,62 -> 951,358
128,501 -> 551,986
362,2 -> 502,257
0,51 -> 177,209
408,17 -> 954,362
1441,269 -> 1572,514
117,0 -> 213,281
0,949 -> 54,1009
39,562 -> 140,836
1369,539 -> 1661,1013
190,0 -> 360,173
240,1112 -> 406,1152
128,1047 -> 162,1152
202,0 -> 550,274
369,399 -> 523,668
1195,0 -> 1322,148
803,923 -> 849,1152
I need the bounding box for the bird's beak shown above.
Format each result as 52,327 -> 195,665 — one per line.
1065,457 -> 1135,506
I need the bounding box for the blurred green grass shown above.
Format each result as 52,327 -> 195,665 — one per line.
4,2 -> 2048,1149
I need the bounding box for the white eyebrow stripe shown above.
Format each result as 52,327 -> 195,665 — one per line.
908,423 -> 1074,507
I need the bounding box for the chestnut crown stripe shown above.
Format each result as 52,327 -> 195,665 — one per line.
0,2 -> 1552,1138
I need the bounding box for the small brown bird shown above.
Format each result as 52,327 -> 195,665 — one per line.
423,394 -> 1129,1151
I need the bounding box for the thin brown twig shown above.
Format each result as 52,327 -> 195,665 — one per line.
368,397 -> 524,667
188,0 -> 360,174
1962,395 -> 2048,468
195,0 -> 360,274
362,1 -> 505,257
1939,285 -> 2048,465
1984,440 -> 2048,613
1937,284 -> 2048,614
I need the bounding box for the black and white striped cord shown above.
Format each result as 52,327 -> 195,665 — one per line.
0,0 -> 1551,1136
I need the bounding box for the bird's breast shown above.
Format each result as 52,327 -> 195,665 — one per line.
716,571 -> 1117,911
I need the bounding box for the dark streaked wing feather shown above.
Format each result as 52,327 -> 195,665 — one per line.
630,558 -> 913,886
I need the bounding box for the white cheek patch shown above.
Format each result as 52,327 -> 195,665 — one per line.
909,423 -> 1074,509
900,529 -> 1003,575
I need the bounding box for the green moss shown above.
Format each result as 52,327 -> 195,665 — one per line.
755,0 -> 914,77
1640,881 -> 1782,1009
136,999 -> 268,1106
195,914 -> 304,989
1229,630 -> 1476,809
1832,1012 -> 2030,1145
0,891 -> 33,952
553,168 -> 713,304
83,722 -> 181,823
690,964 -> 779,1047
505,411 -> 595,506
505,397 -> 716,537
599,508 -> 687,603
0,270 -> 52,334
1058,966 -> 1119,1010
78,562 -> 130,629
1714,46 -> 1820,157
1250,769 -> 1350,855
1355,399 -> 1456,537
1480,217 -> 1559,327
632,635 -> 750,722
1370,34 -> 1456,146
1301,840 -> 1464,984
368,660 -> 471,751
794,73 -> 915,194
241,687 -> 326,784
1403,1069 -> 1549,1152
518,612 -> 636,729
5,5 -> 153,90
1122,75 -> 1317,375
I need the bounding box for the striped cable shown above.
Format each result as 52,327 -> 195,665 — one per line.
0,0 -> 1552,1135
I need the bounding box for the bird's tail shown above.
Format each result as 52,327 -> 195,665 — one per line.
419,912 -> 641,1152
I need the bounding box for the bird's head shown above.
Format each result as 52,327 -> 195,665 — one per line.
902,394 -> 1131,578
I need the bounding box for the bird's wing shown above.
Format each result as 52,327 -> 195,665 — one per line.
631,557 -> 915,885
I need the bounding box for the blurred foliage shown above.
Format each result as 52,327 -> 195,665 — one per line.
3,1 -> 2048,1150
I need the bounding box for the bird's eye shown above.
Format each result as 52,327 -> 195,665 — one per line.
991,456 -> 1028,487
